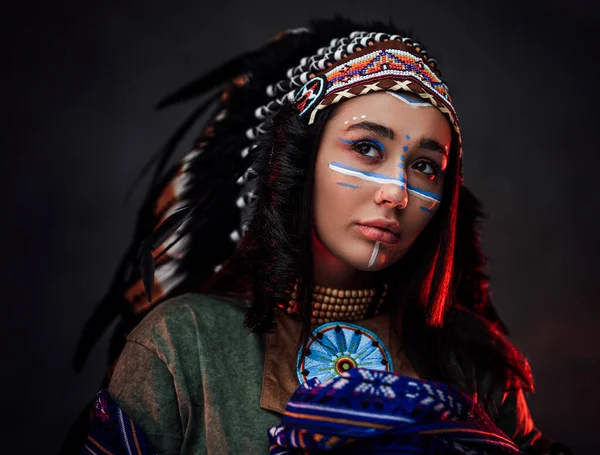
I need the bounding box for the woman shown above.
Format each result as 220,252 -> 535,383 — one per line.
77,18 -> 568,455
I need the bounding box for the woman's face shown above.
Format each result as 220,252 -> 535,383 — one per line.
313,91 -> 452,272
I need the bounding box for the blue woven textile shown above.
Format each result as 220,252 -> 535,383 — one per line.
81,390 -> 157,455
268,368 -> 522,454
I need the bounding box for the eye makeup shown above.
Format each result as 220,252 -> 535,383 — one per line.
339,137 -> 386,153
332,127 -> 443,215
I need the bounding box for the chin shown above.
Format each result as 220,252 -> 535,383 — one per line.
352,262 -> 388,272
343,246 -> 402,272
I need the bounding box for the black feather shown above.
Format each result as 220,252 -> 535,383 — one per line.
139,244 -> 156,302
155,53 -> 254,109
125,91 -> 222,204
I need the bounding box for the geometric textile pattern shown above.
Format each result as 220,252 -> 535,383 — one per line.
326,49 -> 449,99
269,368 -> 521,454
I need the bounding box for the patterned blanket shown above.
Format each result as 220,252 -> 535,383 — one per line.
82,368 -> 522,454
268,368 -> 522,454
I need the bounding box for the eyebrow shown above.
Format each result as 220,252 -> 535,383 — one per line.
345,121 -> 396,140
418,138 -> 449,156
345,120 -> 448,156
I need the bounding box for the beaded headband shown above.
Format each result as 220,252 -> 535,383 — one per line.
294,39 -> 461,155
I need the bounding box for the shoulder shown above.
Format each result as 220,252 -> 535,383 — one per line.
127,293 -> 250,356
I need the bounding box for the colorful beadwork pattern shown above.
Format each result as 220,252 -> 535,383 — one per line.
294,43 -> 461,147
327,49 -> 448,100
296,322 -> 393,384
269,368 -> 521,454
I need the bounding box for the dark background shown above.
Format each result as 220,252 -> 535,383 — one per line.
2,0 -> 599,453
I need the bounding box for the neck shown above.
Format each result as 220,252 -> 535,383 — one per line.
312,230 -> 375,289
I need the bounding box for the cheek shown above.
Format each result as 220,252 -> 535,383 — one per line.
402,201 -> 439,243
314,164 -> 361,222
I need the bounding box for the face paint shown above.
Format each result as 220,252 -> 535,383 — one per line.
385,91 -> 434,108
343,114 -> 368,126
330,159 -> 441,214
334,121 -> 441,211
336,182 -> 360,189
329,161 -> 405,186
367,241 -> 381,268
398,136 -> 409,187
407,183 -> 441,215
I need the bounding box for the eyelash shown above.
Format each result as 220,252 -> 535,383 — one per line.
346,138 -> 442,177
347,139 -> 384,159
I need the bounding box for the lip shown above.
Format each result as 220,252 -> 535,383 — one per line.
356,220 -> 401,245
359,218 -> 401,234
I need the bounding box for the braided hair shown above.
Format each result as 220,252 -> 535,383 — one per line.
74,18 -> 533,409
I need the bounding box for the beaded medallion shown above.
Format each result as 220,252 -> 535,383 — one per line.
296,322 -> 393,384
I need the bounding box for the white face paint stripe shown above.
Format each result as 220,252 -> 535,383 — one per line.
368,241 -> 381,268
386,90 -> 434,108
406,187 -> 441,204
329,162 -> 405,187
330,161 -> 442,206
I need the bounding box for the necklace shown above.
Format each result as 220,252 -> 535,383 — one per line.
278,282 -> 388,324
297,321 -> 394,384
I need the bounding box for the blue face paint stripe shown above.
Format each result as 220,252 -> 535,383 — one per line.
400,155 -> 405,161
329,162 -> 405,187
339,138 -> 386,151
330,162 -> 441,204
336,182 -> 360,189
420,206 -> 434,215
406,135 -> 411,140
402,145 -> 408,152
406,183 -> 442,202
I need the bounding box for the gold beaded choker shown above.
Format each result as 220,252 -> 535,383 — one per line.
278,283 -> 388,324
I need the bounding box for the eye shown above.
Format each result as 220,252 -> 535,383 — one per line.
412,160 -> 440,177
347,139 -> 384,159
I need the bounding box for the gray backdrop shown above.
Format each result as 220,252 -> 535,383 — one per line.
3,0 -> 599,453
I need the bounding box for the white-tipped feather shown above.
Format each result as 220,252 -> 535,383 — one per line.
155,261 -> 186,296
229,230 -> 241,243
182,149 -> 202,162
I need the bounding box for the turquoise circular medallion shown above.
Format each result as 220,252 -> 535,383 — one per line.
296,322 -> 393,383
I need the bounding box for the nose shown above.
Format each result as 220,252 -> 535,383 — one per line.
375,182 -> 409,209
